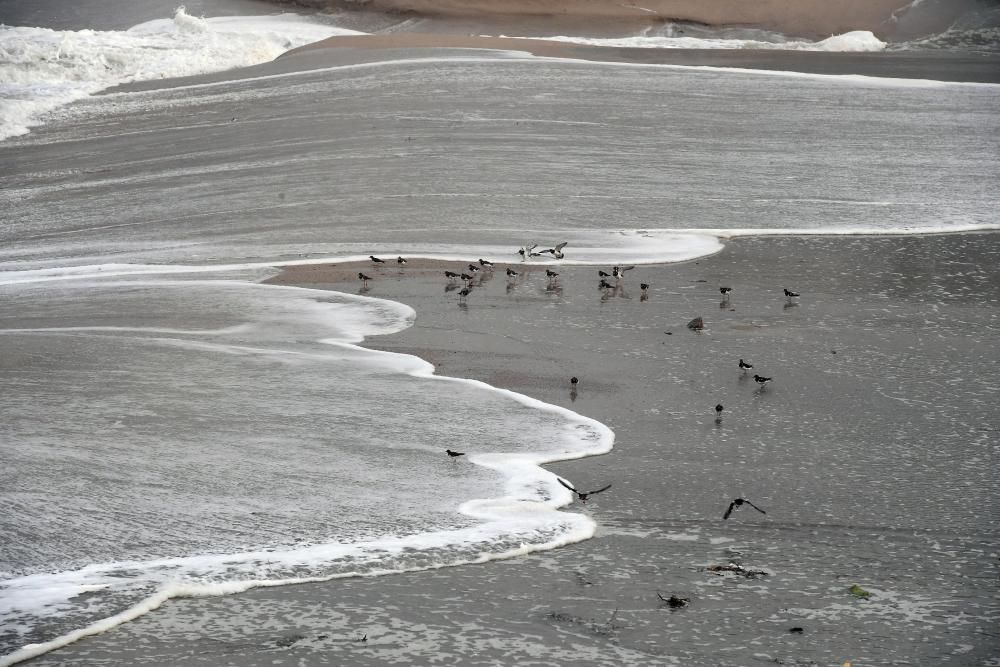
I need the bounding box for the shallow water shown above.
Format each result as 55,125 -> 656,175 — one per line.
2,17 -> 999,665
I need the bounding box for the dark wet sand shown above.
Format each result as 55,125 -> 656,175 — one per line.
29,233 -> 1000,666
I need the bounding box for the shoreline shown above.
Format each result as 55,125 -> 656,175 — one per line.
284,33 -> 1000,84
25,232 -> 1000,666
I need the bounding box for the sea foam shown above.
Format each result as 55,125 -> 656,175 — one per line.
513,30 -> 887,52
0,7 -> 363,141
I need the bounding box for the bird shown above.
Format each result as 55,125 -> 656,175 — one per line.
723,497 -> 766,520
518,244 -> 538,260
545,269 -> 559,280
599,279 -> 615,290
739,358 -> 753,372
657,592 -> 690,608
446,449 -> 465,458
598,270 -> 611,278
444,270 -> 460,281
506,268 -> 519,279
539,242 -> 568,259
467,264 -> 480,273
370,255 -> 385,264
397,256 -> 407,265
356,634 -> 367,642
720,286 -> 732,297
570,376 -> 579,387
557,478 -> 611,503
458,287 -> 471,301
715,403 -> 724,417
753,374 -> 772,387
612,265 -> 635,279
784,288 -> 800,298
641,283 -> 649,292
358,272 -> 372,285
478,258 -> 494,269
460,273 -> 474,283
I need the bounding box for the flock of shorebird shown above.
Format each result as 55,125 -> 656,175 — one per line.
360,244 -> 800,520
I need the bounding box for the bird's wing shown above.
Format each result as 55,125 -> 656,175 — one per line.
527,244 -> 538,251
723,501 -> 736,519
555,242 -> 568,251
622,265 -> 636,272
557,478 -> 577,493
589,483 -> 612,495
745,500 -> 766,514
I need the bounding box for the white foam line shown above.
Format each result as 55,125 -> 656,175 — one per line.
102,49 -> 999,102
0,276 -> 612,665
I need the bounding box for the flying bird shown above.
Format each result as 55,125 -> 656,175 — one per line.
518,244 -> 538,260
558,478 -> 611,503
723,497 -> 766,520
539,242 -> 568,259
446,449 -> 465,458
369,255 -> 385,264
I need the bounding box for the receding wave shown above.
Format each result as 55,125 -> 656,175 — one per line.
0,273 -> 613,665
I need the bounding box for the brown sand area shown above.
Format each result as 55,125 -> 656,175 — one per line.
299,0 -> 919,39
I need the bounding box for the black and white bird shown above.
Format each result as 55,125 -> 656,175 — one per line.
370,255 -> 385,264
720,286 -> 732,298
715,404 -> 724,417
518,244 -> 538,260
479,258 -> 494,269
598,270 -> 612,278
467,264 -> 481,273
358,272 -> 372,285
641,283 -> 650,292
539,242 -> 568,259
599,279 -> 615,290
558,478 -> 612,503
612,265 -> 635,279
723,497 -> 766,520
458,287 -> 471,301
546,269 -> 559,280
570,376 -> 579,387
446,449 -> 465,458
460,273 -> 474,283
739,358 -> 753,372
396,256 -> 407,265
445,270 -> 460,281
506,268 -> 519,279
783,288 -> 800,298
753,374 -> 772,387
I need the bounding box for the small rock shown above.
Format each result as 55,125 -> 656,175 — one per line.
849,584 -> 871,599
687,317 -> 705,330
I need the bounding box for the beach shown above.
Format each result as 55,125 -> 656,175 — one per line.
2,3 -> 1000,665
24,233 -> 1000,665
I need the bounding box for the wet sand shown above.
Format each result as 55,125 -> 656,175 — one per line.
29,233 -> 1000,666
